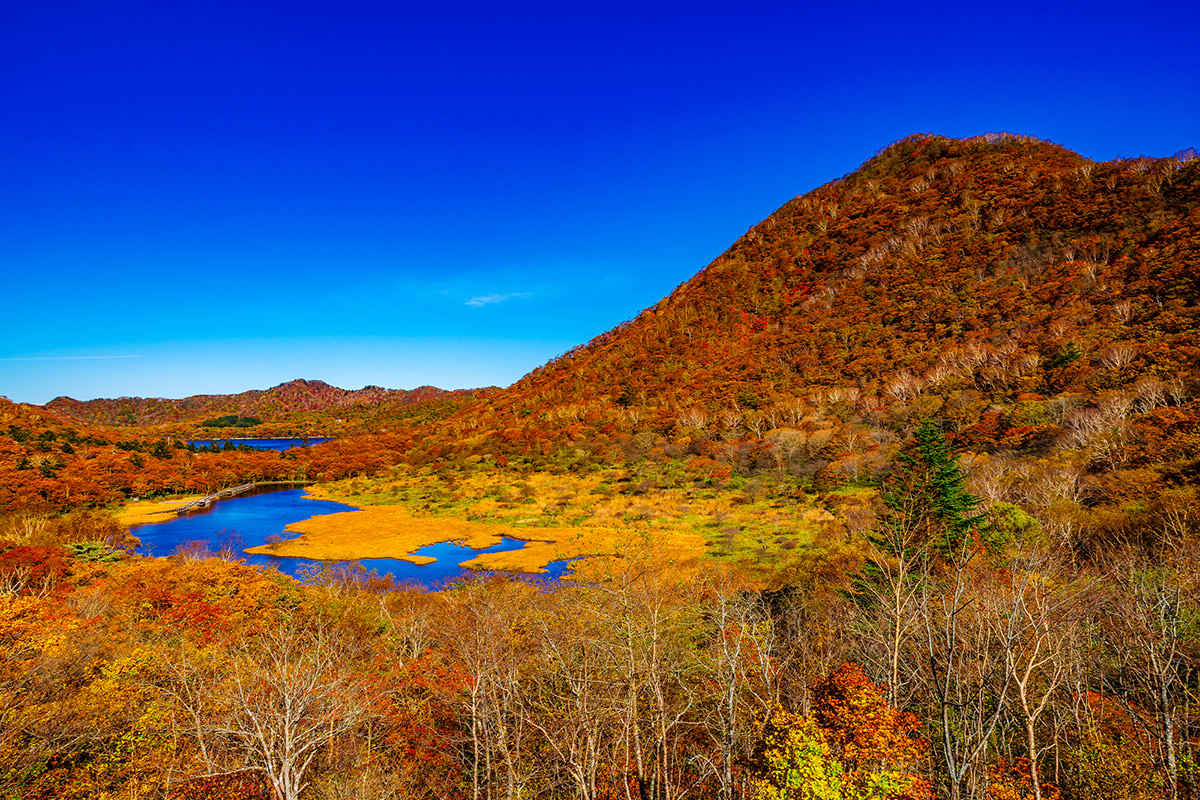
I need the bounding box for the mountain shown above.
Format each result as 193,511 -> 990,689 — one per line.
458,133 -> 1198,437
1,379 -> 482,513
44,379 -> 481,430
7,133 -> 1199,519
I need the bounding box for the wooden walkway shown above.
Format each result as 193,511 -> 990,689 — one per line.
171,481 -> 312,515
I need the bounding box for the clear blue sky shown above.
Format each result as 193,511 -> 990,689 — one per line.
2,0 -> 1196,405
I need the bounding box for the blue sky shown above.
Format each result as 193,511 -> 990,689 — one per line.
2,0 -> 1196,404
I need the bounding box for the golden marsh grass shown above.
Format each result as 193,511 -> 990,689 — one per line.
114,496 -> 205,527
244,502 -> 644,573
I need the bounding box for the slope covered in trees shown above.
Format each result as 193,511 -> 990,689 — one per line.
0,392 -> 445,515
45,379 -> 482,434
492,133 -> 1199,422
363,133 -> 1200,565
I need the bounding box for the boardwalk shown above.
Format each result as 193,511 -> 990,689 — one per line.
172,481 -> 312,515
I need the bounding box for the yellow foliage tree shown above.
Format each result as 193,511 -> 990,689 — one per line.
750,709 -> 845,800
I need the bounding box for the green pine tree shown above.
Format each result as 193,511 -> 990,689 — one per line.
901,419 -> 985,558
850,419 -> 985,604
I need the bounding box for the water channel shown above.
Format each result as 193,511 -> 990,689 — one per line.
130,487 -> 571,588
187,437 -> 333,451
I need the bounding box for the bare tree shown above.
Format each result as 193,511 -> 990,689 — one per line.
523,587 -> 620,800
1102,542 -> 1200,800
597,546 -> 705,800
853,489 -> 928,707
691,568 -> 784,800
922,549 -> 1017,800
379,586 -> 438,661
205,621 -> 369,800
438,579 -> 540,800
1003,545 -> 1090,800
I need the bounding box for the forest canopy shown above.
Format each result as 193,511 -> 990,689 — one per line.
199,414 -> 263,428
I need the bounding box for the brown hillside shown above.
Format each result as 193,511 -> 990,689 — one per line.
44,379 -> 480,431
474,133 -> 1198,430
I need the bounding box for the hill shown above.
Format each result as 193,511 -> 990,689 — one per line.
507,133 -> 1198,418
420,134 -> 1198,474
6,133 -> 1199,538
0,381 -> 484,513
44,379 -> 482,433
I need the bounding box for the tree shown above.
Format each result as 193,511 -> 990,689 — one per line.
588,542 -> 706,800
850,419 -> 985,703
749,664 -> 930,800
899,420 -> 986,557
859,420 -> 1011,800
1101,542 -> 1200,800
437,577 -> 540,800
1001,545 -> 1084,800
749,709 -> 845,800
921,553 -> 1019,800
693,568 -> 785,800
523,585 -> 621,800
197,621 -> 369,800
809,662 -> 929,799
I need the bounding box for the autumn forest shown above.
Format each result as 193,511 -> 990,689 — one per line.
3,133 -> 1200,800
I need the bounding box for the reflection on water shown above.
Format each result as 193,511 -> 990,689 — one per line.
130,488 -> 570,587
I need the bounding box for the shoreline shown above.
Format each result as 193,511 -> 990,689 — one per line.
171,481 -> 313,515
188,437 -> 332,442
117,481 -> 315,527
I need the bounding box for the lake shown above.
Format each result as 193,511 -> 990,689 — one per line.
188,437 -> 333,451
130,487 -> 572,588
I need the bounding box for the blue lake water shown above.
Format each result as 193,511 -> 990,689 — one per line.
130,487 -> 571,588
188,437 -> 333,451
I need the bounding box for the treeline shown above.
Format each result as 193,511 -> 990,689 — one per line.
199,414 -> 263,428
44,380 -> 483,433
0,397 -> 424,513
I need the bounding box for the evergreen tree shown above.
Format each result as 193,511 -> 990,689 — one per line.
881,419 -> 984,561
847,420 -> 986,700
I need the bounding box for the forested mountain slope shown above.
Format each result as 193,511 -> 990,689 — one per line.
44,379 -> 480,431
507,133 -> 1197,417
1,378 -> 478,512
8,134 -> 1199,522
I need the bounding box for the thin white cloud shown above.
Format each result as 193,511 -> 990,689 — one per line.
465,292 -> 532,308
0,355 -> 143,361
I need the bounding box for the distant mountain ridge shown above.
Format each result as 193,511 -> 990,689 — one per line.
44,379 -> 476,428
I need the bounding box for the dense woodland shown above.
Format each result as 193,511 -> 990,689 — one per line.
1,133 -> 1199,799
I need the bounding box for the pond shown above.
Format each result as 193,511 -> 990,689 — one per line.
188,437 -> 333,451
129,487 -> 572,588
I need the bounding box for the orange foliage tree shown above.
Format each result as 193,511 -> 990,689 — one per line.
749,662 -> 930,800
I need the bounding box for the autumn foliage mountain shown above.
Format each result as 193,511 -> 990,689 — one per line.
485,133 -> 1198,425
45,378 -> 482,432
341,133 -> 1200,539
0,376 -> 487,514
7,132 -> 1200,526
26,132 -> 1200,458
31,133 -> 1200,450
